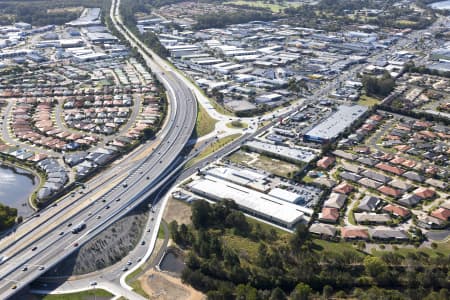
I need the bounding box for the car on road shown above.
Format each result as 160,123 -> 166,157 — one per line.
123,182 -> 128,188
141,241 -> 146,245
121,266 -> 128,272
106,205 -> 110,209
11,285 -> 17,289
97,215 -> 101,219
38,266 -> 45,271
127,260 -> 132,266
90,281 -> 97,286
22,267 -> 28,272
59,231 -> 64,236
67,223 -> 72,227
31,246 -> 37,251
74,243 -> 79,247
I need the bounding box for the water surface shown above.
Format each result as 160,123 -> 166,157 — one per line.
0,164 -> 37,217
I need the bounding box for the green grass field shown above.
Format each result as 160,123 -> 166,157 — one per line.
225,0 -> 302,13
185,134 -> 242,168
195,102 -> 217,137
37,289 -> 113,300
357,95 -> 380,107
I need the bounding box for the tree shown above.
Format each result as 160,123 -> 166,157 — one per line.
322,285 -> 333,299
290,282 -> 312,300
225,211 -> 251,236
364,256 -> 388,278
362,72 -> 395,97
290,223 -> 310,251
270,287 -> 287,300
0,203 -> 17,231
191,200 -> 212,229
236,284 -> 258,300
142,127 -> 155,140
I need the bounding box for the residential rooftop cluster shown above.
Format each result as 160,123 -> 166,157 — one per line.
0,9 -> 163,203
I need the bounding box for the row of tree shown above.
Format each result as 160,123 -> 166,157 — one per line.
0,203 -> 17,231
171,199 -> 450,299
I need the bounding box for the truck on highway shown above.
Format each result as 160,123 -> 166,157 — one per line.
0,256 -> 6,264
71,222 -> 86,234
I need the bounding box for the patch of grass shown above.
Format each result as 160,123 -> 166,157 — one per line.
223,234 -> 260,261
158,223 -> 165,239
185,134 -> 241,168
224,0 -> 301,13
301,175 -> 315,184
357,95 -> 380,107
126,266 -> 144,284
37,289 -> 113,300
226,150 -> 253,164
396,20 -> 418,26
129,280 -> 149,299
246,217 -> 290,238
226,120 -> 248,129
251,154 -> 303,179
195,102 -> 217,137
312,239 -> 365,258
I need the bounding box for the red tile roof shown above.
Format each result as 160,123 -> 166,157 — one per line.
431,208 -> 450,221
376,163 -> 405,175
320,207 -> 340,222
317,156 -> 335,169
341,227 -> 369,239
378,185 -> 403,198
383,204 -> 410,218
413,187 -> 435,199
333,182 -> 354,195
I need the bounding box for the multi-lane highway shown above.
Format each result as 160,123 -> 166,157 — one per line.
0,0 -> 197,298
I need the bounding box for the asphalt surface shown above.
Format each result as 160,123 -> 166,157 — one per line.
0,0 -> 197,297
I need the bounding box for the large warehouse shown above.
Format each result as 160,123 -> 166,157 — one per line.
188,175 -> 308,228
304,105 -> 368,143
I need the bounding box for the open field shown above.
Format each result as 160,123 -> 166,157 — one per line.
163,197 -> 192,225
225,0 -> 302,12
227,150 -> 302,178
139,269 -> 205,300
357,94 -> 380,107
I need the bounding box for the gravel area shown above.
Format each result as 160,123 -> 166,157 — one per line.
46,208 -> 148,276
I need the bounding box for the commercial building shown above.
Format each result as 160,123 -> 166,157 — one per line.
188,175 -> 308,228
304,105 -> 368,143
245,140 -> 317,164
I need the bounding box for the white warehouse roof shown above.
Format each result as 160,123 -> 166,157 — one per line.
269,188 -> 302,204
189,176 -> 306,228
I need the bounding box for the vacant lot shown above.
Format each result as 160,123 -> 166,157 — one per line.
228,150 -> 301,178
163,197 -> 192,225
140,270 -> 205,300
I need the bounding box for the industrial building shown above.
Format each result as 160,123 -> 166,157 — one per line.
188,175 -> 308,228
304,105 -> 368,143
245,140 -> 317,164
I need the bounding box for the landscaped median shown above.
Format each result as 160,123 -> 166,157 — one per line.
185,133 -> 242,169
34,289 -> 113,300
226,120 -> 248,129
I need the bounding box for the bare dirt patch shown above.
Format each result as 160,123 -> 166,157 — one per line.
139,270 -> 205,300
163,198 -> 192,225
